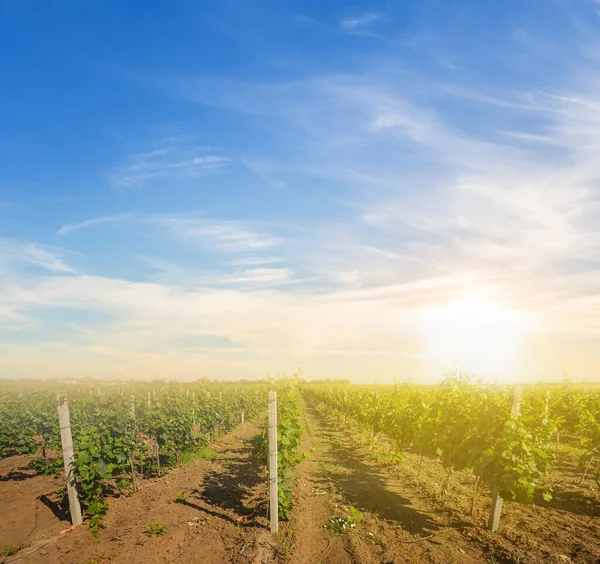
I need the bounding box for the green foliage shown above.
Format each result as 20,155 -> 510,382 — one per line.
145,523 -> 167,536
1,543 -> 25,564
324,516 -> 356,534
0,382 -> 267,534
324,506 -> 362,535
173,490 -> 187,504
257,379 -> 304,520
306,377 -> 562,507
28,456 -> 63,476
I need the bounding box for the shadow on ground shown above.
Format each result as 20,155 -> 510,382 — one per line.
308,406 -> 440,536
186,436 -> 267,529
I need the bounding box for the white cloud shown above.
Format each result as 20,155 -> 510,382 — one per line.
0,239 -> 76,274
58,214 -> 133,235
58,212 -> 282,254
107,136 -> 229,188
339,13 -> 382,30
152,216 -> 281,252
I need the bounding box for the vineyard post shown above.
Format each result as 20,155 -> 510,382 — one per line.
130,394 -> 135,417
241,409 -> 245,424
488,386 -> 523,532
268,391 -> 278,533
186,389 -> 189,398
147,391 -> 151,408
57,397 -> 83,526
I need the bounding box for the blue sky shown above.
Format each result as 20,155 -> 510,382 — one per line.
1,0 -> 600,382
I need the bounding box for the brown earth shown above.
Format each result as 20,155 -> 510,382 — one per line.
0,454 -> 66,550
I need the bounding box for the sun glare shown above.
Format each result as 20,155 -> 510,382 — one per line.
421,295 -> 530,382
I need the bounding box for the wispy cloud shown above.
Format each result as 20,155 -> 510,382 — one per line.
242,157 -> 286,189
156,216 -> 281,252
58,213 -> 133,235
339,12 -> 382,30
167,55 -> 600,337
227,256 -> 284,267
58,212 -> 282,254
107,136 -> 230,188
0,239 -> 76,274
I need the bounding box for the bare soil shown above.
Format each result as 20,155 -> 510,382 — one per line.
0,454 -> 66,550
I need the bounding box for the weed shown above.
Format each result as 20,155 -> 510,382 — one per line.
145,523 -> 168,536
324,504 -> 363,534
173,490 -> 187,504
1,543 -> 25,564
179,447 -> 218,464
348,506 -> 363,522
321,461 -> 348,476
87,554 -> 111,564
275,526 -> 294,558
324,516 -> 356,534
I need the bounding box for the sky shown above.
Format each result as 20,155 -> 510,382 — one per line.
1,0 -> 599,383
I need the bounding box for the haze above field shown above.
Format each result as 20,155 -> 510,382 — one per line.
1,1 -> 599,383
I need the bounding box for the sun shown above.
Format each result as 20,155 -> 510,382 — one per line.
420,295 -> 530,382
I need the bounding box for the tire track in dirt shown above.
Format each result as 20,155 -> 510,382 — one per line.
8,419 -> 276,564
287,403 -> 488,563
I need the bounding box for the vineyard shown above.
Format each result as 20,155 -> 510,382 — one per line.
0,377 -> 599,563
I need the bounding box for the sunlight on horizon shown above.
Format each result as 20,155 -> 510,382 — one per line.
420,295 -> 531,383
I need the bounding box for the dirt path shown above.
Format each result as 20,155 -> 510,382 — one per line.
286,404 -> 487,563
6,419 -> 276,564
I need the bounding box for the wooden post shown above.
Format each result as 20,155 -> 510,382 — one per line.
488,387 -> 522,532
186,389 -> 189,398
57,398 -> 83,526
268,391 -> 278,533
241,410 -> 245,424
130,394 -> 136,417
129,455 -> 138,492
147,391 -> 151,408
